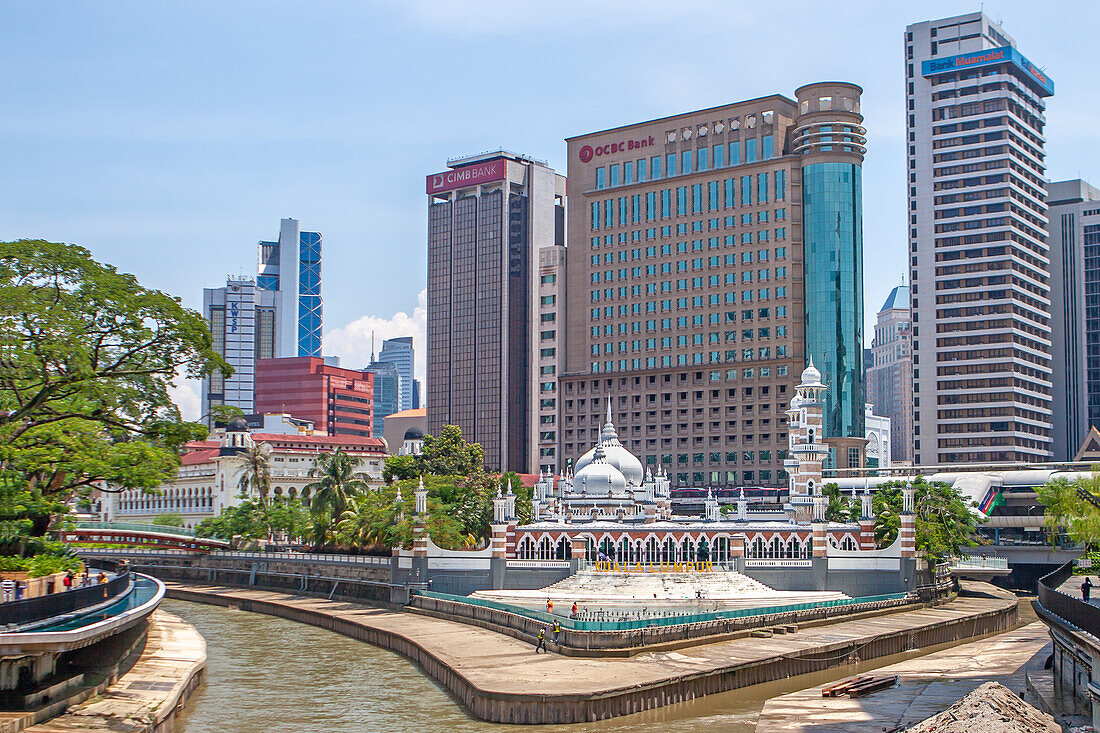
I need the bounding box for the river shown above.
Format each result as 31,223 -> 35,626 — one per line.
166,594 -> 1037,732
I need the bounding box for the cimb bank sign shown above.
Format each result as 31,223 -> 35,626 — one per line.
426,159 -> 507,194
578,135 -> 655,163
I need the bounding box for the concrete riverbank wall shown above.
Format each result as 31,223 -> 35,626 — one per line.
163,582 -> 1019,724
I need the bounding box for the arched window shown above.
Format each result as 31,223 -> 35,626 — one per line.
662,537 -> 675,562
518,536 -> 535,559
770,536 -> 782,558
537,535 -> 552,560
555,536 -> 571,560
646,537 -> 659,563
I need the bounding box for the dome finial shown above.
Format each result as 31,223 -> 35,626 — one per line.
606,394 -> 613,426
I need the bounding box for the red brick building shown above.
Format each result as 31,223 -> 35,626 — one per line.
254,356 -> 374,438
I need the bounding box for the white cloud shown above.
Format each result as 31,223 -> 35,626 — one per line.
324,289 -> 427,384
169,378 -> 201,422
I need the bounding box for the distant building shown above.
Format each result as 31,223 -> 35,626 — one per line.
256,218 -> 323,359
105,420 -> 386,528
254,356 -> 374,438
1048,179 -> 1100,459
865,285 -> 913,463
907,13 -> 1055,463
864,404 -> 892,469
426,150 -> 566,473
535,244 -> 566,475
242,413 -> 321,435
200,218 -> 323,423
412,379 -> 421,409
363,360 -> 400,439
382,407 -> 427,456
376,337 -> 415,411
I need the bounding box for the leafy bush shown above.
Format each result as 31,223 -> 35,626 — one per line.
0,556 -> 28,572
23,555 -> 83,577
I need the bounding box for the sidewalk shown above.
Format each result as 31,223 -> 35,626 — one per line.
756,622 -> 1050,732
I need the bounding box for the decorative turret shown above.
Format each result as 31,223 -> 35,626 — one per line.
504,479 -> 516,521
705,488 -> 719,522
414,475 -> 427,516
737,488 -> 748,521
394,484 -> 404,522
900,484 -> 917,558
493,485 -> 507,524
861,487 -> 873,520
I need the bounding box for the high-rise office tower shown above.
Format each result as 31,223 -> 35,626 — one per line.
866,285 -> 914,463
1048,179 -> 1100,459
536,244 -> 566,474
426,151 -> 567,472
364,359 -> 400,439
412,379 -> 421,409
257,218 -> 323,358
201,218 -> 323,422
377,337 -> 415,411
906,13 -> 1055,464
561,83 -> 868,487
201,278 -> 277,419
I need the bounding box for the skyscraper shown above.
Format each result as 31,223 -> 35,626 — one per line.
254,356 -> 375,438
561,82 -> 868,487
906,13 -> 1055,464
866,285 -> 914,463
1048,179 -> 1100,459
201,218 -> 323,422
377,336 -> 415,411
363,359 -> 399,439
256,218 -> 323,358
426,151 -> 567,472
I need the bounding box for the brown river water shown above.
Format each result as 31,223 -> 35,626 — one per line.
166,594 -> 1037,732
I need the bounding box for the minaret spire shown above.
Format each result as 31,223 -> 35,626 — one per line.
606,394 -> 613,425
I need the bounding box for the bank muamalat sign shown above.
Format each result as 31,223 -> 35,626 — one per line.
426,159 -> 507,194
578,135 -> 655,163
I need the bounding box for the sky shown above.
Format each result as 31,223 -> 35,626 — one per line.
4,1 -> 1098,419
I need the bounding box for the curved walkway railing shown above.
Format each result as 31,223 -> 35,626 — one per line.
1036,560 -> 1100,639
72,521 -> 197,538
0,570 -> 131,628
78,547 -> 391,566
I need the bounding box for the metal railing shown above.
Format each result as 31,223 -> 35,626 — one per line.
0,570 -> 131,627
77,547 -> 391,566
413,589 -> 908,632
1037,560 -> 1100,640
72,521 -> 198,538
949,556 -> 1009,570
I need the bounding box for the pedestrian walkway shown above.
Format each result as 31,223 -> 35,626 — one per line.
162,581 -> 1017,723
1059,573 -> 1100,602
25,610 -> 206,732
755,621 -> 1050,732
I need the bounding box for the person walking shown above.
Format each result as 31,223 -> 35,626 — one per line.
96,571 -> 108,585
535,627 -> 547,654
546,598 -> 554,615
1083,577 -> 1094,604
63,572 -> 74,591
552,620 -> 561,645
571,601 -> 578,618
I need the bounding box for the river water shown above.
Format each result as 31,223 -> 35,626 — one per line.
166,594 -> 1037,732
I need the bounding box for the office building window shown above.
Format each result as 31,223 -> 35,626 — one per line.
713,143 -> 725,168
746,138 -> 757,163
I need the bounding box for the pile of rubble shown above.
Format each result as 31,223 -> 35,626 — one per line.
904,682 -> 1059,732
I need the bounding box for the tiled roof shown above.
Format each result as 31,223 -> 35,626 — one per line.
180,449 -> 219,465
384,408 -> 427,420
251,433 -> 387,450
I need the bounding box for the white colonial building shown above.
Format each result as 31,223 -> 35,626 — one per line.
104,418 -> 388,529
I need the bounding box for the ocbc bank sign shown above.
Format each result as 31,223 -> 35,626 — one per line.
578,135 -> 655,163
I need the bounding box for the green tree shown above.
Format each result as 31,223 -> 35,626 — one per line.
1037,471 -> 1100,549
871,477 -> 981,562
304,449 -> 370,543
420,425 -> 485,475
208,404 -> 245,426
822,483 -> 858,523
152,512 -> 185,527
383,454 -> 421,483
0,240 -> 229,551
235,443 -> 273,503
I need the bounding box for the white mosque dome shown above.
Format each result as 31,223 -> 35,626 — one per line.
800,357 -> 824,387
572,399 -> 645,486
574,446 -> 628,496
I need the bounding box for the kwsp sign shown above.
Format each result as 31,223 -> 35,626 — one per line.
579,136 -> 654,162
592,560 -> 716,573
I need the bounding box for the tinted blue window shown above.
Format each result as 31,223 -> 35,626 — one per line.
610,164 -> 620,187
746,138 -> 757,163
713,144 -> 725,168
638,159 -> 648,182
697,148 -> 708,171
729,143 -> 741,166
596,167 -> 606,189
681,150 -> 692,175
257,274 -> 279,290
741,176 -> 751,206
757,173 -> 769,204
624,161 -> 634,185
666,154 -> 677,177
776,170 -> 786,201
651,156 -> 662,179
762,135 -> 774,159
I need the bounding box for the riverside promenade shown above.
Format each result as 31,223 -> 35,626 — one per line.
756,621 -> 1050,732
23,611 -> 205,733
164,581 -> 1018,724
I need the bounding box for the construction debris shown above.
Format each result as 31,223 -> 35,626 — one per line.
903,681 -> 1059,732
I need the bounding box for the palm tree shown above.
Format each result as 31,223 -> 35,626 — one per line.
305,448 -> 370,537
235,443 -> 273,503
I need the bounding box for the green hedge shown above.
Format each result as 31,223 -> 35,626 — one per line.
0,555 -> 84,577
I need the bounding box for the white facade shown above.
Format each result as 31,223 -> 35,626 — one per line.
866,286 -> 912,463
864,404 -> 892,469
104,425 -> 387,529
906,13 -> 1054,464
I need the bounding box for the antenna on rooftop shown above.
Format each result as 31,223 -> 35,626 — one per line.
371,330 -> 376,363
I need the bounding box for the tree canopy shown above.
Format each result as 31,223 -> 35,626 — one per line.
1037,471 -> 1100,549
0,240 -> 229,553
871,477 -> 982,562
